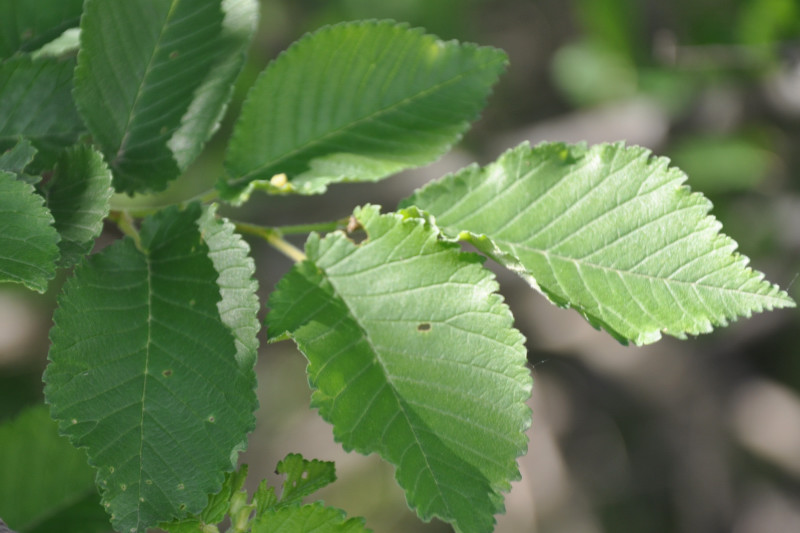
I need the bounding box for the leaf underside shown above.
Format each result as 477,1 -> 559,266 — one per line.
74,0 -> 238,194
45,204 -> 257,533
402,141 -> 795,345
268,205 -> 532,533
222,20 -> 507,201
0,170 -> 59,292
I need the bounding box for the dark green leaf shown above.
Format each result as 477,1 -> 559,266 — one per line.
74,0 -> 231,193
222,21 -> 507,202
45,204 -> 257,532
0,0 -> 83,58
268,205 -> 531,533
0,56 -> 84,149
0,170 -> 59,292
44,145 -> 113,268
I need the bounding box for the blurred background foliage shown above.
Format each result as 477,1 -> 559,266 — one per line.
1,0 -> 799,532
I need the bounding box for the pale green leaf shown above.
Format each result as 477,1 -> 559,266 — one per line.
401,142 -> 796,345
31,27 -> 81,60
44,145 -> 113,268
0,170 -> 59,292
274,454 -> 337,508
0,405 -> 109,533
268,205 -> 531,533
0,56 -> 84,149
251,503 -> 370,533
0,0 -> 83,58
198,204 -> 260,369
44,203 -> 258,533
74,0 -> 231,194
222,21 -> 507,202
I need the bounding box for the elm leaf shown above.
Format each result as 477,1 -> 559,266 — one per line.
401,142 -> 795,345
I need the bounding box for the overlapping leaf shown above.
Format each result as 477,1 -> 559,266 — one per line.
0,138 -> 37,177
0,405 -> 108,533
0,170 -> 59,292
0,0 -> 83,58
45,204 -> 258,533
0,56 -> 84,150
268,205 -> 532,533
44,145 -> 113,268
401,142 -> 795,345
222,21 -> 507,201
74,0 -> 253,194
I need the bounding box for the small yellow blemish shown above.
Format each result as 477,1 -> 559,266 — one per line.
120,484 -> 127,491
270,173 -> 288,188
145,479 -> 153,485
178,483 -> 185,490
71,419 -> 77,424
207,415 -> 215,423
109,466 -> 115,473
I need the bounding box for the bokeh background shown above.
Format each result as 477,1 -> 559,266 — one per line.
1,0 -> 799,532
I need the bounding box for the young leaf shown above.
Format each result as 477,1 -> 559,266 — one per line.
44,204 -> 257,533
0,56 -> 84,150
274,454 -> 337,508
74,0 -> 233,194
0,171 -> 59,292
0,405 -> 108,533
0,0 -> 83,58
401,142 -> 796,345
44,145 -> 113,268
268,205 -> 532,533
222,21 -> 507,202
250,503 -> 370,533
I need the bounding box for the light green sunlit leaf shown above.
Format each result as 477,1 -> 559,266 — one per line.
44,204 -> 257,533
74,0 -> 240,194
0,0 -> 83,58
268,205 -> 532,533
0,405 -> 109,533
44,145 -> 113,268
402,142 -> 795,345
0,170 -> 59,292
222,21 -> 507,202
0,56 -> 84,150
0,138 -> 37,175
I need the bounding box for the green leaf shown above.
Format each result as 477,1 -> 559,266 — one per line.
0,405 -> 108,533
251,503 -> 370,533
31,27 -> 81,60
169,0 -> 259,170
0,0 -> 83,58
274,454 -> 337,508
0,138 -> 37,175
198,204 -> 260,369
44,203 -> 258,533
268,205 -> 531,533
401,142 -> 796,345
0,56 -> 85,149
222,21 -> 507,202
44,145 -> 113,268
74,0 -> 235,194
0,170 -> 59,292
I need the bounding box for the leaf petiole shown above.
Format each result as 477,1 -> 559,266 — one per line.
108,210 -> 142,251
233,221 -> 307,263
